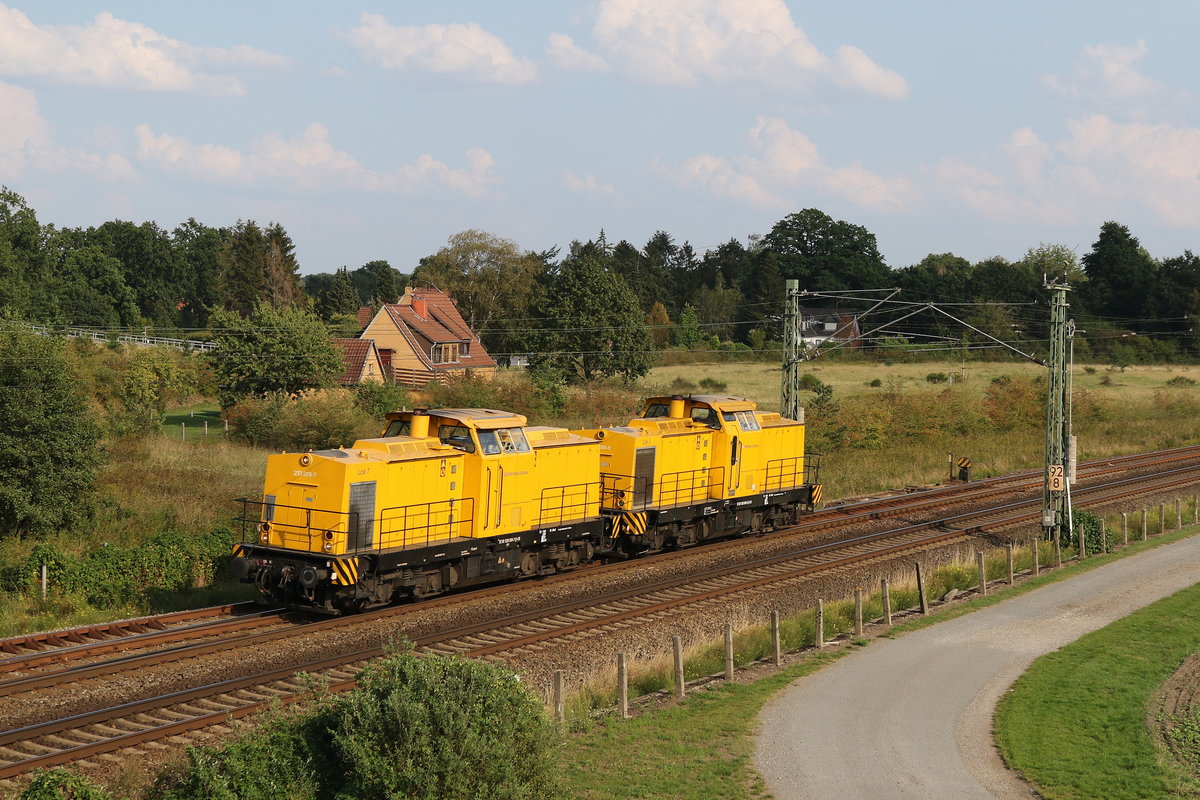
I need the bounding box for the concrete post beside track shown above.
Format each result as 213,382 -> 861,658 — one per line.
1031,537 -> 1040,576
673,635 -> 685,698
725,623 -> 734,681
881,578 -> 892,626
617,654 -> 628,719
553,670 -> 565,722
1054,529 -> 1063,567
1160,503 -> 1167,534
772,610 -> 782,666
976,551 -> 987,596
854,589 -> 864,637
916,563 -> 929,614
1142,508 -> 1148,541
816,600 -> 825,647
1122,512 -> 1128,546
1080,524 -> 1087,559
1176,498 -> 1182,530
1100,519 -> 1107,554
1007,544 -> 1014,585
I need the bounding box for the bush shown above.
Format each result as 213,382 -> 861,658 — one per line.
698,377 -> 727,392
925,372 -> 949,384
353,382 -> 410,420
670,376 -> 698,392
18,768 -> 117,799
152,648 -> 566,800
1166,376 -> 1197,387
329,649 -> 566,799
1083,366 -> 1097,375
867,378 -> 882,387
227,390 -> 375,451
798,373 -> 825,392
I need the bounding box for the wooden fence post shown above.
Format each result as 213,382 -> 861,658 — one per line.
854,588 -> 864,636
771,610 -> 782,666
916,563 -> 929,614
673,635 -> 685,698
881,578 -> 892,626
724,623 -> 734,681
554,670 -> 565,723
976,551 -> 987,596
816,600 -> 825,648
617,654 -> 628,719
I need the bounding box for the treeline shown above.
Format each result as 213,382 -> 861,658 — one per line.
0,187 -> 406,330
3,186 -> 1198,373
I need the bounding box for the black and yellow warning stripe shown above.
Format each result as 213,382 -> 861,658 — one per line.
957,457 -> 973,469
331,557 -> 360,586
232,544 -> 250,558
810,484 -> 825,506
611,511 -> 649,538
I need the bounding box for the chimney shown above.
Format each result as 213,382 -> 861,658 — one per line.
413,296 -> 428,318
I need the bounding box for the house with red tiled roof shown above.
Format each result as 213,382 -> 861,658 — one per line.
333,338 -> 386,386
359,287 -> 497,388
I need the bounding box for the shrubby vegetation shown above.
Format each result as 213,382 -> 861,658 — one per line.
22,648 -> 565,800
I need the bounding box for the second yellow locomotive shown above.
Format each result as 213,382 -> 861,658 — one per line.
231,395 -> 821,613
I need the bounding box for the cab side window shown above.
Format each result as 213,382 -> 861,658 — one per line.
691,408 -> 720,429
438,425 -> 476,453
383,420 -> 411,437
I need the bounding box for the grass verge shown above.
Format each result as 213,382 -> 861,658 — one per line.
563,525 -> 1200,799
994,554 -> 1200,798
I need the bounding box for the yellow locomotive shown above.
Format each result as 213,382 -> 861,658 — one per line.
231,395 -> 821,613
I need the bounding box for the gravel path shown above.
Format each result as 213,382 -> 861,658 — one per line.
755,532 -> 1200,800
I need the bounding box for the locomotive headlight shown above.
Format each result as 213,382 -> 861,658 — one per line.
260,531 -> 269,543
299,453 -> 312,467
323,541 -> 333,552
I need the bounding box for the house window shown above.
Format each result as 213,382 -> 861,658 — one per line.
461,340 -> 470,356
431,343 -> 459,363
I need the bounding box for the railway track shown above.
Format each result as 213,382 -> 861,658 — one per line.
1,459 -> 1196,783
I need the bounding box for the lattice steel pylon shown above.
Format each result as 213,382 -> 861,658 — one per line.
781,279 -> 803,422
1043,279 -> 1071,541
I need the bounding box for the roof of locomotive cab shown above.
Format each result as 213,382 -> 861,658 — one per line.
384,407 -> 528,429
643,394 -> 758,412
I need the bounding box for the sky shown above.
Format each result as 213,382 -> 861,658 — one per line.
1,1 -> 1199,277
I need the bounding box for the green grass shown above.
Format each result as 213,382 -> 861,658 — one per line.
562,650 -> 850,800
995,579 -> 1200,799
161,402 -> 226,439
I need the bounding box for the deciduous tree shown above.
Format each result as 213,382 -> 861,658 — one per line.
0,323 -> 105,536
208,305 -> 343,408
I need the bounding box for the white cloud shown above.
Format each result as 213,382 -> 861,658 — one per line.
666,116 -> 911,209
564,170 -> 616,195
1042,40 -> 1177,114
342,13 -> 537,85
0,5 -> 286,95
575,0 -> 905,98
0,80 -> 133,180
932,115 -> 1200,227
546,34 -> 608,72
135,123 -> 499,197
